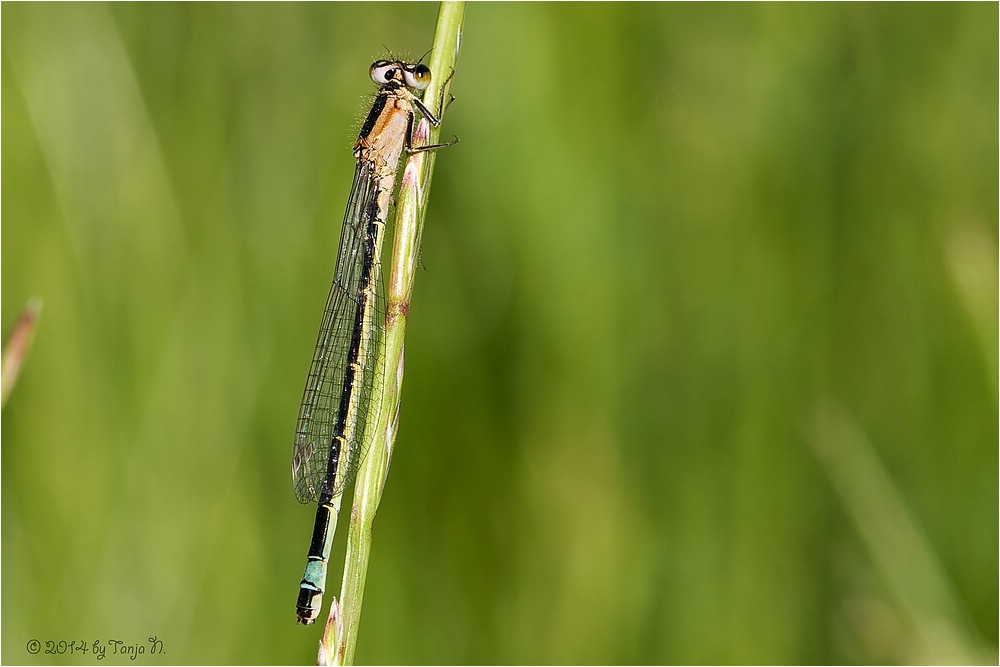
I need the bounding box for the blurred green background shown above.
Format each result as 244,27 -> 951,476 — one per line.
2,2 -> 996,664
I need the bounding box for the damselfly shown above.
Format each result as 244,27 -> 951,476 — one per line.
291,58 -> 453,625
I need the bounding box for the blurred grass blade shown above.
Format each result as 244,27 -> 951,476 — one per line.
321,3 -> 466,665
2,298 -> 42,407
807,398 -> 992,664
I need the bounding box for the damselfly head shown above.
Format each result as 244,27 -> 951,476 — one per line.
370,60 -> 431,91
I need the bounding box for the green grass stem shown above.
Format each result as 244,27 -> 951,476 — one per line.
320,3 -> 466,664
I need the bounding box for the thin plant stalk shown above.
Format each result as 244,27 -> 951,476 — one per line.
1,298 -> 42,408
320,3 -> 465,665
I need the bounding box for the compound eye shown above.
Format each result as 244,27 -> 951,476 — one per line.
370,61 -> 398,85
402,63 -> 432,90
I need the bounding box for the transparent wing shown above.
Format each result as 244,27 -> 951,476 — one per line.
292,162 -> 387,504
